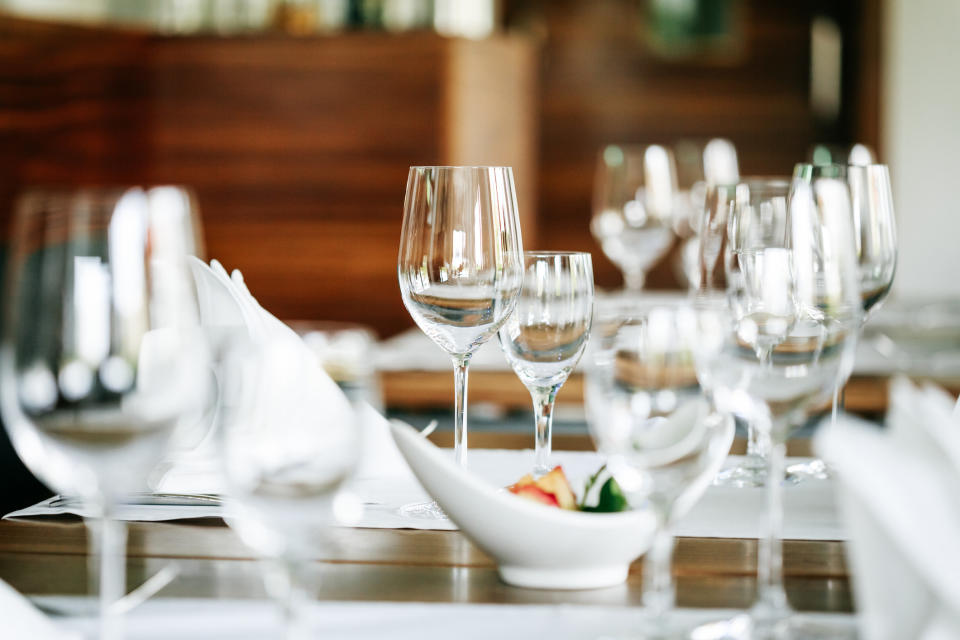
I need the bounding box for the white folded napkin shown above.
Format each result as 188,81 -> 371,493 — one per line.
0,577 -> 80,640
815,376 -> 960,640
154,259 -> 411,496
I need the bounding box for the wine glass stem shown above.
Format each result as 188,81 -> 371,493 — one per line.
264,558 -> 311,640
453,356 -> 470,468
746,420 -> 769,462
756,438 -> 789,619
624,269 -> 646,292
531,386 -> 559,475
87,511 -> 127,640
642,519 -> 676,623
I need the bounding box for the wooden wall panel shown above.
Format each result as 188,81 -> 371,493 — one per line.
506,0 -> 878,290
0,23 -> 537,337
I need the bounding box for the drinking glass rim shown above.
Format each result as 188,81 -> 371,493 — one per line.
524,250 -> 592,259
409,165 -> 513,171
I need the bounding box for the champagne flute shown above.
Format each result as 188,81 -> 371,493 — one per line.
0,187 -> 210,640
788,162 -> 897,480
591,144 -> 677,293
497,251 -> 594,475
398,166 -> 523,517
585,302 -> 734,638
694,175 -> 862,638
698,177 -> 793,487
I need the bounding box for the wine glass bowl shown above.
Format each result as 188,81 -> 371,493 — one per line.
591,144 -> 678,292
498,251 -> 594,475
794,163 -> 897,321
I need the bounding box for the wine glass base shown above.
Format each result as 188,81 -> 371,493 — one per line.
690,611 -> 855,640
713,461 -> 768,488
598,612 -> 751,640
398,500 -> 448,520
784,458 -> 832,483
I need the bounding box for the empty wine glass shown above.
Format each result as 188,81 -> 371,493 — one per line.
498,251 -> 594,475
586,302 -> 734,638
591,144 -> 677,293
693,176 -> 863,638
675,138 -> 739,288
0,187 -> 211,640
698,177 -> 793,487
788,162 -> 897,480
398,166 -> 524,517
218,331 -> 361,640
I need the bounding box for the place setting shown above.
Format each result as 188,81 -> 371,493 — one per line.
0,150 -> 923,640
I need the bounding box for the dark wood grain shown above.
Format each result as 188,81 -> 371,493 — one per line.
383,369 -> 958,415
0,19 -> 536,338
504,0 -> 881,291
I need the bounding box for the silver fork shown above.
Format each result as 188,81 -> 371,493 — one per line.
48,493 -> 222,509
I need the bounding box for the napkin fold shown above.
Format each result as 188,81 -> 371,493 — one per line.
158,259 -> 411,494
816,376 -> 960,640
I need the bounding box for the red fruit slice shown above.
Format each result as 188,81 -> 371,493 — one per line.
535,466 -> 578,510
509,484 -> 561,507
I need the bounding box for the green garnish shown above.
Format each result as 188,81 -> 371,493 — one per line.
578,464 -> 629,513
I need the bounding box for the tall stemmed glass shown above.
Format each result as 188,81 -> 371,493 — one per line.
788,163 -> 897,479
698,178 -> 793,487
498,251 -> 594,475
585,302 -> 734,638
591,144 -> 677,293
0,187 -> 210,640
218,332 -> 361,640
398,166 -> 523,516
674,138 -> 739,288
694,175 -> 862,638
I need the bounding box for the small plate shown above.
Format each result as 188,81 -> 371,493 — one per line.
390,422 -> 656,590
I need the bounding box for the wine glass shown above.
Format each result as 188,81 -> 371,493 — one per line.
697,177 -> 793,487
591,144 -> 677,293
788,162 -> 897,480
497,251 -> 594,475
218,331 -> 361,640
675,138 -> 739,288
398,166 -> 524,516
0,187 -> 210,640
693,175 -> 863,638
585,301 -> 734,638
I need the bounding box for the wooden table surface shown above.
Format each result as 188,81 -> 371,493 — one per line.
0,435 -> 851,615
382,370 -> 960,415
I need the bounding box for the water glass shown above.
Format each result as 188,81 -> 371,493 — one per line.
498,251 -> 594,475
586,302 -> 734,637
0,186 -> 210,640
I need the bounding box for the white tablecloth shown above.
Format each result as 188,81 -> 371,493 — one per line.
6,450 -> 845,541
39,597 -> 856,640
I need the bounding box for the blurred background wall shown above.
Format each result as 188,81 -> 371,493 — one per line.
2,0 -> 952,339
883,0 -> 960,300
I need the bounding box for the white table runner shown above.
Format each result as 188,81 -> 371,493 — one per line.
6,450 -> 845,541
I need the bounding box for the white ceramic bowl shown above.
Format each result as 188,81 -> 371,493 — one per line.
389,421 -> 656,590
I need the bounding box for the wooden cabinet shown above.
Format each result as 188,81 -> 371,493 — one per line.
0,18 -> 537,337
